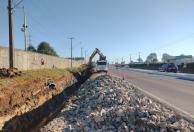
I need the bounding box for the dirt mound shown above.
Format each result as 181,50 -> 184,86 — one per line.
0,68 -> 22,78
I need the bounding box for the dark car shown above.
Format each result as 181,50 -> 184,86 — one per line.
159,63 -> 178,73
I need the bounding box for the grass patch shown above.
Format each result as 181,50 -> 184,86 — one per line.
66,65 -> 85,73
0,67 -> 82,87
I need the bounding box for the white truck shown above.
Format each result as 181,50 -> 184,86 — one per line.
96,60 -> 108,72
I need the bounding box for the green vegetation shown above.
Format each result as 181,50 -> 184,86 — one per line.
145,53 -> 158,63
27,42 -> 59,57
37,42 -> 58,57
66,65 -> 85,73
27,45 -> 36,52
0,67 -> 82,87
66,57 -> 85,60
180,63 -> 194,74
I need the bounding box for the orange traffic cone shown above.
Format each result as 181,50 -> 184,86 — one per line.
122,74 -> 125,80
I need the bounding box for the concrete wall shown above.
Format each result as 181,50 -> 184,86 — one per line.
0,46 -> 83,70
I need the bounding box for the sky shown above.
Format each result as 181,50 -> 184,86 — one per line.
0,0 -> 194,63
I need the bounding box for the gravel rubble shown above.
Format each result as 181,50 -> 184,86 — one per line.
41,75 -> 194,132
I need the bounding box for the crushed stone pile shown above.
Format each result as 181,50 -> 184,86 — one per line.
41,75 -> 194,132
0,68 -> 22,78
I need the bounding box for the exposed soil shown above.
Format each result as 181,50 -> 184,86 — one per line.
0,69 -> 77,130
0,75 -> 73,116
0,66 -> 92,131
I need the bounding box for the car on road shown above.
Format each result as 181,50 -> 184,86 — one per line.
159,63 -> 178,73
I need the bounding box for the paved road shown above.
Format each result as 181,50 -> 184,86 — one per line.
109,67 -> 194,117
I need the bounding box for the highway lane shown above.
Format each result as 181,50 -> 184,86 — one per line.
109,67 -> 194,117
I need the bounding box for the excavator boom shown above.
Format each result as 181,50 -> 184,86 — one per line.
88,48 -> 106,65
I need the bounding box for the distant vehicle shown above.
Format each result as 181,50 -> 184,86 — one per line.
96,60 -> 108,72
121,61 -> 125,67
159,63 -> 178,73
114,62 -> 126,68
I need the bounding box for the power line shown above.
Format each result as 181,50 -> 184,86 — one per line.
29,0 -> 56,31
27,14 -> 50,34
146,33 -> 194,54
26,13 -> 54,41
0,0 -> 4,14
28,33 -> 32,45
13,0 -> 25,9
33,0 -> 55,16
26,13 -> 60,48
30,0 -> 53,17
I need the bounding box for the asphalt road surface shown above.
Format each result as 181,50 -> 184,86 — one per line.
109,66 -> 194,118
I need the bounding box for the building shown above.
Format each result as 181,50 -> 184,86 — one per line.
167,55 -> 194,65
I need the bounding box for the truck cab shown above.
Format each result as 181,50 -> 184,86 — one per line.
96,60 -> 108,72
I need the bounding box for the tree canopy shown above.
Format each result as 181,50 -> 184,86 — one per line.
146,53 -> 158,63
137,57 -> 143,63
162,53 -> 173,63
27,45 -> 36,52
37,42 -> 58,57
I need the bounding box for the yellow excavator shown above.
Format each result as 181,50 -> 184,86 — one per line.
88,48 -> 108,73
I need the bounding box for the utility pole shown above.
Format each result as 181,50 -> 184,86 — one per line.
21,6 -> 28,51
81,47 -> 83,58
85,50 -> 87,64
8,0 -> 14,68
138,52 -> 141,63
130,54 -> 132,63
81,47 -> 83,64
68,37 -> 74,68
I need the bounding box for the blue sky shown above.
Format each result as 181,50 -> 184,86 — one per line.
0,0 -> 194,63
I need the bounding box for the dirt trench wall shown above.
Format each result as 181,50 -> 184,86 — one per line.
1,67 -> 92,132
0,46 -> 83,70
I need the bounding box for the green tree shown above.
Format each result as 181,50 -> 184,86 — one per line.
146,53 -> 158,64
162,53 -> 173,63
37,42 -> 58,57
27,45 -> 36,52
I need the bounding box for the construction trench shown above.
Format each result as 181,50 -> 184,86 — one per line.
0,66 -> 194,131
0,66 -> 92,132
